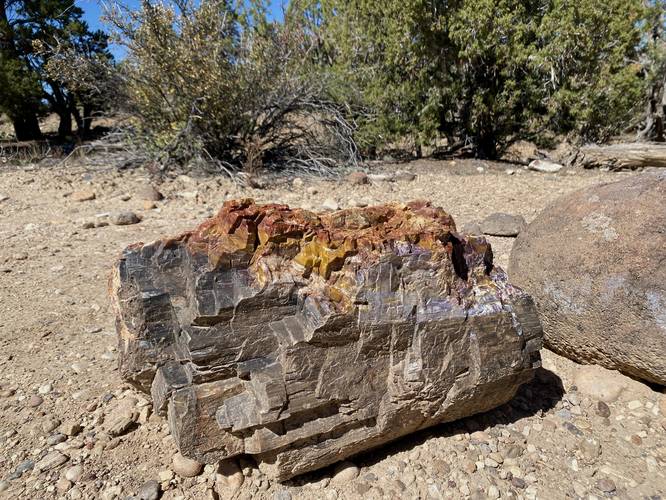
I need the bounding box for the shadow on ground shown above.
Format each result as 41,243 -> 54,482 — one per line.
284,367 -> 565,487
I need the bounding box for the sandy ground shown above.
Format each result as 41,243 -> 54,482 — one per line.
0,157 -> 664,499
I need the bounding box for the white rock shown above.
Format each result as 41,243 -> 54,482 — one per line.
172,452 -> 203,478
65,465 -> 83,482
322,199 -> 340,211
330,461 -> 359,485
529,159 -> 563,173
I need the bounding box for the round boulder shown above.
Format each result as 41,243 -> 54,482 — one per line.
509,172 -> 666,385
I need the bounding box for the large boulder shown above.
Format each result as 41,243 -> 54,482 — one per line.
509,172 -> 666,385
110,199 -> 542,481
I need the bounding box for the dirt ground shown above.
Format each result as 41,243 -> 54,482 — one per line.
0,157 -> 664,500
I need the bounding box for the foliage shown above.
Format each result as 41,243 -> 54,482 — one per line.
311,0 -> 650,157
0,0 -> 112,139
107,0 -> 358,173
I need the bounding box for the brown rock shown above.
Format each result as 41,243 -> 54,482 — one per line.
110,199 -> 542,481
509,172 -> 666,385
71,190 -> 96,202
347,172 -> 369,185
137,185 -> 164,202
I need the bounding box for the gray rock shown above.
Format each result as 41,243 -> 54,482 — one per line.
394,170 -> 416,182
135,480 -> 161,500
595,478 -> 616,493
528,159 -> 563,173
36,451 -> 68,471
11,459 -> 34,478
461,221 -> 483,235
111,211 -> 141,226
480,213 -> 526,237
0,480 -> 8,492
47,433 -> 67,445
509,172 -> 666,384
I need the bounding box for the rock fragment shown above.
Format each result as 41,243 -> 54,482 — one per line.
480,213 -> 526,237
172,452 -> 203,478
110,211 -> 141,226
528,160 -> 563,173
36,451 -> 68,471
71,190 -> 96,202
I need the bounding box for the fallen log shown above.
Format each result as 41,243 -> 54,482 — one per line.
109,199 -> 542,481
572,142 -> 666,170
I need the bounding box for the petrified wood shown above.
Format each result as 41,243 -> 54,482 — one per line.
110,199 -> 542,481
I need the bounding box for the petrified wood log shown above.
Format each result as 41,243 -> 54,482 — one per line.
572,143 -> 666,170
110,199 -> 542,481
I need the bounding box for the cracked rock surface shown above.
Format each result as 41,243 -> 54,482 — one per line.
110,199 -> 542,480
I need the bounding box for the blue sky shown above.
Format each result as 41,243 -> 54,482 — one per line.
76,0 -> 285,59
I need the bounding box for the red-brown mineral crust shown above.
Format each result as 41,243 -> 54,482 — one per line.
110,199 -> 542,480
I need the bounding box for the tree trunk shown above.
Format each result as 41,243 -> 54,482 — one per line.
82,103 -> 94,136
12,114 -> 42,141
57,109 -> 73,138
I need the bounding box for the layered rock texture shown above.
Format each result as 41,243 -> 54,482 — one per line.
110,199 -> 542,480
510,172 -> 666,385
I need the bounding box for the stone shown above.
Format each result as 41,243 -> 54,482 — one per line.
60,420 -> 82,436
596,401 -> 611,418
595,478 -> 616,493
28,394 -> 43,407
394,170 -> 416,182
137,185 -> 164,202
460,222 -> 483,236
215,459 -> 244,495
660,396 -> 666,416
331,461 -> 360,485
0,194 -> 9,203
0,480 -> 8,492
56,478 -> 72,493
480,213 -> 526,237
136,480 -> 161,500
110,199 -> 542,481
509,172 -> 666,385
71,190 -> 96,202
172,452 -> 203,478
347,172 -> 369,185
101,485 -> 123,500
580,438 -> 601,461
111,211 -> 141,226
42,417 -> 61,433
528,160 -> 563,173
103,399 -> 139,436
39,383 -> 53,394
47,433 -> 67,445
12,459 -> 35,478
36,451 -> 68,471
321,198 -> 340,211
65,465 -> 84,482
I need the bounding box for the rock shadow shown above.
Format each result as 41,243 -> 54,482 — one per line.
285,366 -> 564,487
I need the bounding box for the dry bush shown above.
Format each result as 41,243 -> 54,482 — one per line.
106,0 -> 359,175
